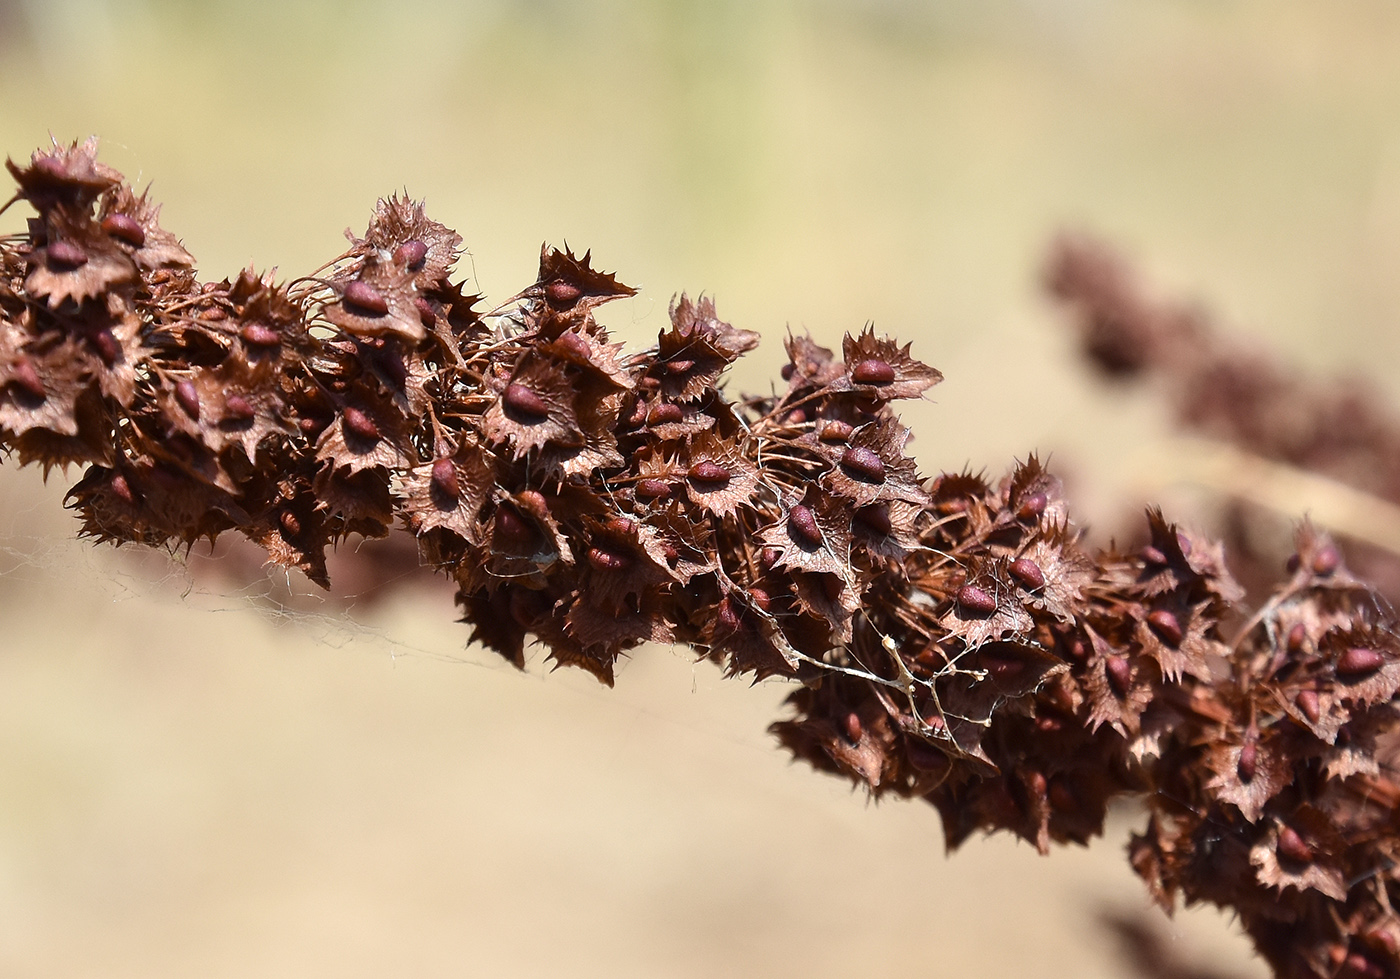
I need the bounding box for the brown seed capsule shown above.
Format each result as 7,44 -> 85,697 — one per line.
1105,654 -> 1132,697
100,212 -> 146,247
1286,622 -> 1307,653
545,279 -> 582,308
687,461 -> 731,485
1008,558 -> 1045,590
343,406 -> 380,441
1296,689 -> 1321,724
956,584 -> 997,616
394,239 -> 428,269
587,546 -> 632,572
839,446 -> 886,483
279,510 -> 301,536
1312,545 -> 1340,577
414,297 -> 437,328
1237,739 -> 1258,783
850,358 -> 896,385
110,473 -> 135,505
787,504 -> 823,549
646,402 -> 684,426
817,420 -> 853,443
553,331 -> 590,361
1337,646 -> 1386,677
10,357 -> 45,400
635,478 -> 672,500
224,394 -> 255,420
1147,608 -> 1183,646
91,329 -> 120,365
1016,492 -> 1048,520
1276,825 -> 1313,865
503,383 -> 551,420
343,279 -> 389,316
174,380 -> 200,420
842,712 -> 863,744
430,458 -> 459,501
46,240 -> 88,269
241,322 -> 281,347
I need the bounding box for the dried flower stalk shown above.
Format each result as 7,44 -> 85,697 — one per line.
3,140 -> 1399,979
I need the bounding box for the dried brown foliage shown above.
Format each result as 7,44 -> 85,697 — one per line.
4,140 -> 1400,979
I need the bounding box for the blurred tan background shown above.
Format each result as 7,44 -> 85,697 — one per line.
3,1 -> 1400,976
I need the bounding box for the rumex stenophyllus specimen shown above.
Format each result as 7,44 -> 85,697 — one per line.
3,138 -> 1400,979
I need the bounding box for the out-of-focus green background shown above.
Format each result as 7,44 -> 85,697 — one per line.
3,2 -> 1399,976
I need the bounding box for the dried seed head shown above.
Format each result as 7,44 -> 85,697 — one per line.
46,240 -> 88,269
646,402 -> 683,426
839,446 -> 886,483
430,458 -> 460,501
1105,654 -> 1132,697
503,383 -> 551,420
1276,825 -> 1313,865
956,584 -> 997,616
394,239 -> 428,269
1337,646 -> 1385,677
1016,492 -> 1048,520
343,279 -> 389,316
1296,689 -> 1321,724
1237,739 -> 1258,783
174,380 -> 200,420
787,504 -> 823,549
635,478 -> 672,500
100,213 -> 146,247
224,394 -> 256,420
10,357 -> 45,400
850,358 -> 896,385
687,461 -> 731,485
343,406 -> 381,441
818,420 -> 853,443
1147,608 -> 1183,646
1008,557 -> 1045,590
241,322 -> 281,347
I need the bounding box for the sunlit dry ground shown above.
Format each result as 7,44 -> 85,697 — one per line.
3,1 -> 1400,975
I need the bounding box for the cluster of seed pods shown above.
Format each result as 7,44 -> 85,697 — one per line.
2,140 -> 1399,979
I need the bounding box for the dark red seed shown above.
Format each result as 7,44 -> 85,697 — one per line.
224,394 -> 255,420
1105,654 -> 1132,697
1286,553 -> 1301,573
785,409 -> 807,424
279,510 -> 301,536
46,240 -> 88,269
817,420 -> 853,443
414,297 -> 437,327
10,357 -> 45,400
1008,558 -> 1045,590
635,478 -> 672,500
1147,608 -> 1183,646
646,402 -> 684,426
663,358 -> 695,375
850,358 -> 896,385
545,279 -> 582,308
509,589 -> 546,628
606,516 -> 635,536
822,574 -> 845,602
780,363 -> 796,381
716,596 -> 741,634
174,380 -> 200,420
662,544 -> 678,563
516,490 -> 549,517
1016,492 -> 1048,520
1287,622 -> 1307,653
840,446 -> 886,483
1237,739 -> 1258,783
1343,951 -> 1386,979
1048,779 -> 1077,812
787,504 -> 823,548
343,406 -> 380,441
1067,637 -> 1088,661
394,239 -> 428,269
202,306 -> 226,321
843,712 -> 863,743
1276,825 -> 1313,865
749,587 -> 771,612
854,505 -> 891,537
1312,545 -> 1340,577
687,461 -> 731,485
503,383 -> 551,420
1337,647 -> 1386,677
587,546 -> 632,572
298,416 -> 324,435
956,584 -> 997,616
553,331 -> 590,361
760,546 -> 781,569
343,279 -> 389,316
91,329 -> 120,365
241,322 -> 280,347
494,507 -> 536,546
1140,545 -> 1168,567
110,473 -> 135,504
431,458 -> 459,501
1296,689 -> 1321,724
100,213 -> 146,247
